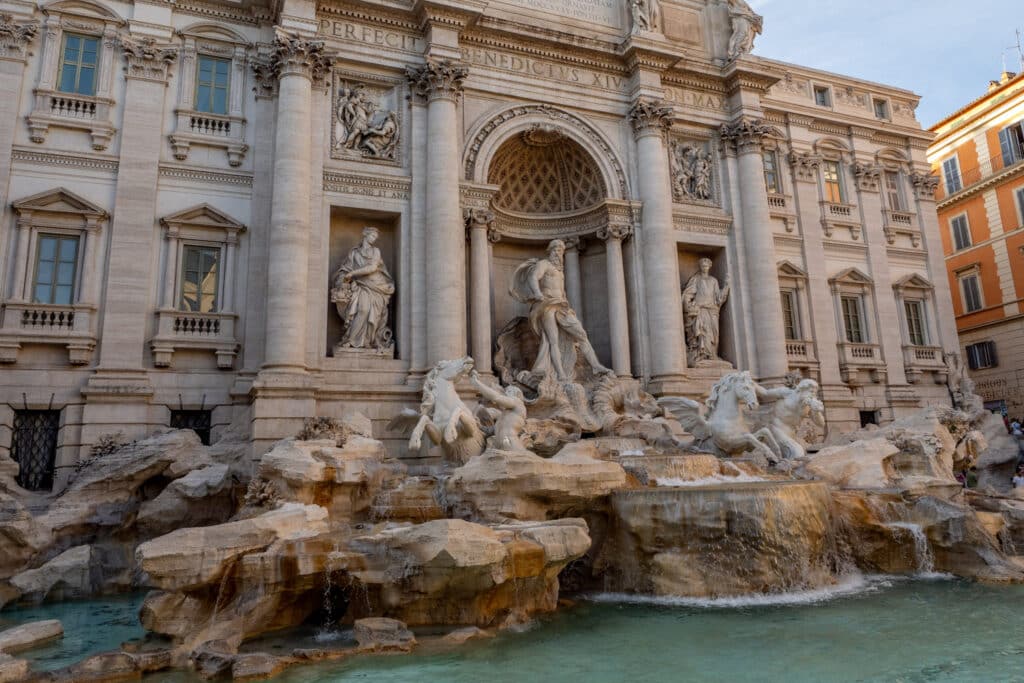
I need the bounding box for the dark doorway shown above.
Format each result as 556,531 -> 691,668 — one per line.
11,410 -> 60,491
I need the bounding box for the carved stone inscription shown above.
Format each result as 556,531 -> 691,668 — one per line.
504,0 -> 620,26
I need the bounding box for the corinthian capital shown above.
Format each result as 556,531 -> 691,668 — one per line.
120,36 -> 179,83
598,224 -> 633,242
0,13 -> 39,62
628,98 -> 674,138
272,30 -> 332,85
406,59 -> 469,102
719,118 -> 775,155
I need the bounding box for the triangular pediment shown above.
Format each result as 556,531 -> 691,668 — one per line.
777,260 -> 808,278
160,204 -> 246,232
893,273 -> 933,290
829,267 -> 873,286
12,187 -> 108,218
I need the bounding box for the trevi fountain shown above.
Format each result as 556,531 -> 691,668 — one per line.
0,0 -> 1023,680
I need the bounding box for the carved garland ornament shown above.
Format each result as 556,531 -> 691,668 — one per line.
0,13 -> 39,61
406,59 -> 468,102
464,104 -> 630,200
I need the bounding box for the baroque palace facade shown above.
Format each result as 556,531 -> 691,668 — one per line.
0,0 -> 958,488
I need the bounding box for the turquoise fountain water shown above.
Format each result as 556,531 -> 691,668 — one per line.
8,578 -> 1024,681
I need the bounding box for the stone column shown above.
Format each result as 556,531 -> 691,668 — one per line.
629,99 -> 687,389
721,119 -> 788,384
261,32 -> 331,373
94,36 -> 179,371
0,16 -> 38,297
563,236 -> 584,322
465,208 -> 495,374
598,224 -> 633,376
407,59 -> 469,365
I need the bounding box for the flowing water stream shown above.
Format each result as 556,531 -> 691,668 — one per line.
7,578 -> 1024,682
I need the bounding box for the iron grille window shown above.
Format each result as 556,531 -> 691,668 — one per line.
11,410 -> 60,491
170,409 -> 212,445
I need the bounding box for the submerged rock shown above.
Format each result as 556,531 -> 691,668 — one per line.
445,448 -> 628,521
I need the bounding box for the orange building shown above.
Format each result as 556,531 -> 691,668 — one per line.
929,71 -> 1024,419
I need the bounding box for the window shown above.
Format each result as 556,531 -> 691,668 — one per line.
823,160 -> 844,203
904,300 -> 927,346
180,245 -> 220,312
763,151 -> 781,194
884,171 -> 905,211
195,56 -> 230,115
813,86 -> 831,107
998,122 -> 1024,167
873,99 -> 890,120
781,289 -> 800,340
840,295 -> 865,343
57,33 -> 99,96
950,214 -> 971,251
966,341 -> 997,369
11,410 -> 60,491
942,156 -> 962,194
33,235 -> 79,305
960,273 -> 983,313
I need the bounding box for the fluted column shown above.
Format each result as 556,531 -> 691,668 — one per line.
466,208 -> 495,374
629,99 -> 687,386
262,32 -> 331,373
407,59 -> 469,364
563,236 -> 583,322
721,119 -> 788,383
599,224 -> 633,376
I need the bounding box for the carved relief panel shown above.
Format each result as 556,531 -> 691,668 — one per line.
330,72 -> 402,164
669,139 -> 717,206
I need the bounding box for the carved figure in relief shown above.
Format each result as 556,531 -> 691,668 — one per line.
334,83 -> 400,160
671,143 -> 714,201
755,379 -> 826,460
331,227 -> 395,352
682,257 -> 730,366
659,371 -> 782,462
726,0 -> 762,60
471,370 -> 530,453
630,0 -> 661,33
510,239 -> 613,385
389,357 -> 486,464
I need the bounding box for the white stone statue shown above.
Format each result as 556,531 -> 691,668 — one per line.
331,227 -> 395,353
726,0 -> 762,60
756,379 -> 826,460
470,370 -> 530,454
334,83 -> 400,160
671,143 -> 714,202
682,257 -> 730,366
630,0 -> 661,33
659,371 -> 782,463
509,239 -> 613,385
388,357 -> 487,464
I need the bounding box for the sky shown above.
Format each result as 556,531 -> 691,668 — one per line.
747,0 -> 1020,128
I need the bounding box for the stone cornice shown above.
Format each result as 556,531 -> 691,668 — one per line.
0,13 -> 39,62
406,58 -> 468,102
120,35 -> 178,83
272,30 -> 332,85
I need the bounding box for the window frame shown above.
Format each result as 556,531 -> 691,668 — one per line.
57,32 -> 100,96
31,232 -> 81,306
950,213 -> 971,251
942,156 -> 963,195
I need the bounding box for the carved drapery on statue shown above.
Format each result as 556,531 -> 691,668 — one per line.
332,82 -> 400,160
331,226 -> 395,355
682,257 -> 729,366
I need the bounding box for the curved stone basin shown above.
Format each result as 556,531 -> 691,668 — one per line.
601,481 -> 836,598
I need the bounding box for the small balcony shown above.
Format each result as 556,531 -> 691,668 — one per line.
837,341 -> 886,385
902,344 -> 947,384
0,301 -> 97,365
150,310 -> 239,369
